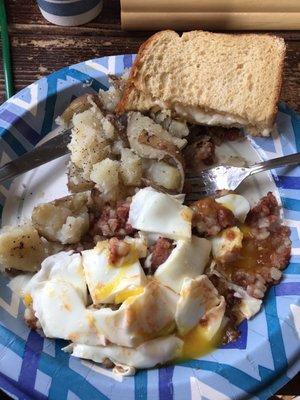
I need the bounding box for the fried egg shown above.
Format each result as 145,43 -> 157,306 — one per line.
175,275 -> 222,335
91,280 -> 178,347
215,194 -> 250,223
82,238 -> 147,304
64,335 -> 183,370
32,280 -> 106,345
128,187 -> 192,240
23,251 -> 87,304
154,236 -> 211,293
211,226 -> 243,262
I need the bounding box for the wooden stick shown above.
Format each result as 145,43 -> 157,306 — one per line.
122,12 -> 300,31
122,0 -> 300,13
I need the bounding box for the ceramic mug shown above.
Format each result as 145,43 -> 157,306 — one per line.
37,0 -> 103,26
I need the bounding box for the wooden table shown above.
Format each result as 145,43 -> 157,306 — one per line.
0,1 -> 299,399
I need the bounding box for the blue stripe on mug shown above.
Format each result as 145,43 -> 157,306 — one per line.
37,0 -> 101,17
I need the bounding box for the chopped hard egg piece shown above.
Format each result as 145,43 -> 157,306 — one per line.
92,280 -> 178,347
154,236 -> 211,293
128,187 -> 192,240
215,194 -> 250,223
175,275 -> 222,335
211,226 -> 243,263
82,239 -> 147,304
239,294 -> 262,319
228,282 -> 262,320
64,335 -> 183,370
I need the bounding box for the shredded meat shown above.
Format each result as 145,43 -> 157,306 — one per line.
90,201 -> 135,238
191,198 -> 236,236
188,125 -> 243,145
150,238 -> 174,272
246,192 -> 279,228
214,193 -> 291,299
108,237 -> 131,264
209,274 -> 241,322
184,136 -> 215,171
207,127 -> 244,145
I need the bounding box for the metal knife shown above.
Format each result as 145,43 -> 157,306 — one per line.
0,129 -> 71,184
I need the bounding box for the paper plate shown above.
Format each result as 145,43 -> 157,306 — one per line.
0,55 -> 299,400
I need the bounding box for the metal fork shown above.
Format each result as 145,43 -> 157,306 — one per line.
185,152 -> 300,202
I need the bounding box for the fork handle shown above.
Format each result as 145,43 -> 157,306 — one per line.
249,152 -> 300,175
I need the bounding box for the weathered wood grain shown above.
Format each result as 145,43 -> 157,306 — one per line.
1,0 -> 300,111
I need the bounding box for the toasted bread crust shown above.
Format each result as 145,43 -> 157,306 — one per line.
269,40 -> 286,129
116,31 -> 175,114
117,30 -> 285,136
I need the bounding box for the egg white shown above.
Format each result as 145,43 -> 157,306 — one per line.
175,275 -> 222,336
128,187 -> 192,240
64,335 -> 183,370
32,280 -> 105,345
215,194 -> 250,223
211,226 -> 243,262
23,251 -> 87,304
82,238 -> 147,305
91,280 -> 178,347
154,236 -> 211,293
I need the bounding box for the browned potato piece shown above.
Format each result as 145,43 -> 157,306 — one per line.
32,193 -> 89,244
146,161 -> 181,190
67,162 -> 94,193
0,223 -> 46,271
127,112 -> 185,192
60,94 -> 104,125
69,108 -> 114,180
120,148 -> 142,186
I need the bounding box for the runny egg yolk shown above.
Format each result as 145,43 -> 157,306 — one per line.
114,286 -> 144,304
239,223 -> 253,238
94,269 -> 127,302
178,324 -> 222,360
23,293 -> 32,307
93,244 -> 142,302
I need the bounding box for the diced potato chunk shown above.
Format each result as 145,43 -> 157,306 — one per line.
68,108 -> 114,179
120,148 -> 142,186
147,161 -> 181,190
90,158 -> 120,201
0,223 -> 46,271
32,193 -> 89,244
67,162 -> 95,193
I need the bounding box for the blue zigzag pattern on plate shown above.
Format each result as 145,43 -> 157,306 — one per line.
0,55 -> 299,400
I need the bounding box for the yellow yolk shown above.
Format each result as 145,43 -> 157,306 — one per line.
94,269 -> 127,302
114,286 -> 144,304
93,242 -> 144,302
178,324 -> 221,360
23,293 -> 32,307
239,223 -> 253,238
